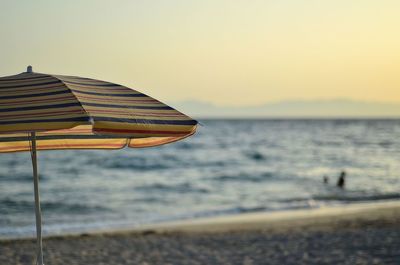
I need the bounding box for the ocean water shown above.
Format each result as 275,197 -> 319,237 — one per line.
0,119 -> 400,238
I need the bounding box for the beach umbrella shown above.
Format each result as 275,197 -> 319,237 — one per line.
0,66 -> 198,265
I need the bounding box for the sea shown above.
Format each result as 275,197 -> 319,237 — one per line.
1,119 -> 400,239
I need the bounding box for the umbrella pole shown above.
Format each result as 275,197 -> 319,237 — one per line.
31,132 -> 44,265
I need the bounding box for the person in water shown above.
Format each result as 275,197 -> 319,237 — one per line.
337,171 -> 346,188
323,175 -> 329,184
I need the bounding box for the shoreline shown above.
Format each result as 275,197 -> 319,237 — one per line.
2,199 -> 400,264
136,199 -> 400,232
2,199 -> 400,242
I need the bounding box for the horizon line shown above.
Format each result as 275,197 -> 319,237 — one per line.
194,116 -> 400,120
174,98 -> 400,108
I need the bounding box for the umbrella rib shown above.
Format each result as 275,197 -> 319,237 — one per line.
50,75 -> 92,126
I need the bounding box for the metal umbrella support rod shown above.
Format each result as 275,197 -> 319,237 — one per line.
30,132 -> 44,265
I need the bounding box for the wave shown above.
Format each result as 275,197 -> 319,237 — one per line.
0,198 -> 109,214
135,182 -> 210,194
181,202 -> 319,221
102,158 -> 172,170
214,172 -> 273,182
313,193 -> 400,202
244,151 -> 266,161
0,173 -> 49,182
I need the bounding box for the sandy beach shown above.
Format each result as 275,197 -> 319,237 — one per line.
1,200 -> 400,265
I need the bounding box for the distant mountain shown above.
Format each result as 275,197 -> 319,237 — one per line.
170,99 -> 400,118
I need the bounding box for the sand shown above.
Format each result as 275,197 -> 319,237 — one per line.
1,200 -> 400,265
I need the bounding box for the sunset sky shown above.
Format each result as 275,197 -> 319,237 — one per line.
1,1 -> 399,107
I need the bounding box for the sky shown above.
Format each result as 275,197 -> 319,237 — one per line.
1,0 -> 399,107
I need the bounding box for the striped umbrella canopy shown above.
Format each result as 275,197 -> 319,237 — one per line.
0,66 -> 197,152
0,66 -> 198,265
